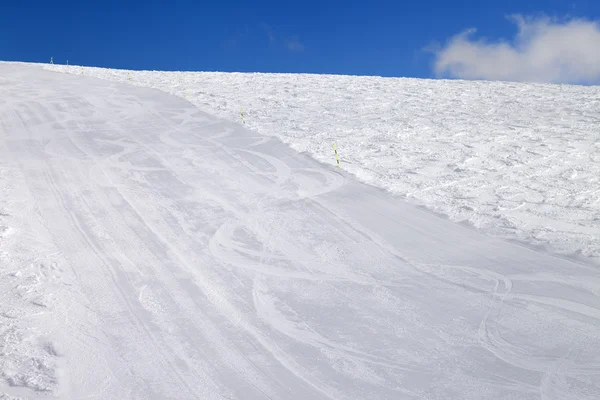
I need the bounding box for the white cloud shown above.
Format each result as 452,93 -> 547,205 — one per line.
433,15 -> 600,84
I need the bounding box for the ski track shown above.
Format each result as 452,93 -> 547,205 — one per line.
0,63 -> 599,399
40,62 -> 600,265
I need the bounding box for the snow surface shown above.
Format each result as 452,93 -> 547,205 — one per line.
0,63 -> 599,399
43,63 -> 600,264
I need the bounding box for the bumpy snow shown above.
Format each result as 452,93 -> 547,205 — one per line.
44,63 -> 600,263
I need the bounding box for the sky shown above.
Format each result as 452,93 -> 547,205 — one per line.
2,0 -> 600,83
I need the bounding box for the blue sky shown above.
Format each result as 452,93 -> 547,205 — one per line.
2,1 -> 600,82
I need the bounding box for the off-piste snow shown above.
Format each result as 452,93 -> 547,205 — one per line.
0,63 -> 599,399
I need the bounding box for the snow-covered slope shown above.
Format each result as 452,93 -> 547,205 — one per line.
1,63 -> 599,399
43,63 -> 600,264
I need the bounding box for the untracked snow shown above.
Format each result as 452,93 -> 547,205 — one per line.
43,63 -> 600,264
0,63 -> 598,399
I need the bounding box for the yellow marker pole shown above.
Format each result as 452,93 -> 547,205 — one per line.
127,72 -> 131,81
334,144 -> 340,168
240,109 -> 245,124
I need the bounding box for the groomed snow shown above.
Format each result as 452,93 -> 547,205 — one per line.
42,63 -> 600,264
0,63 -> 599,399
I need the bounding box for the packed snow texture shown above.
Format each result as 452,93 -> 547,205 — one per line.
44,63 -> 600,264
1,62 -> 599,399
0,144 -> 76,398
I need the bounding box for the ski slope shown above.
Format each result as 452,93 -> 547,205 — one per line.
0,63 -> 599,399
43,63 -> 600,265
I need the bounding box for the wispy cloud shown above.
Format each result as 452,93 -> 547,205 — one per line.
286,37 -> 305,52
260,23 -> 276,45
259,23 -> 304,52
222,27 -> 249,49
432,15 -> 600,84
222,38 -> 238,48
